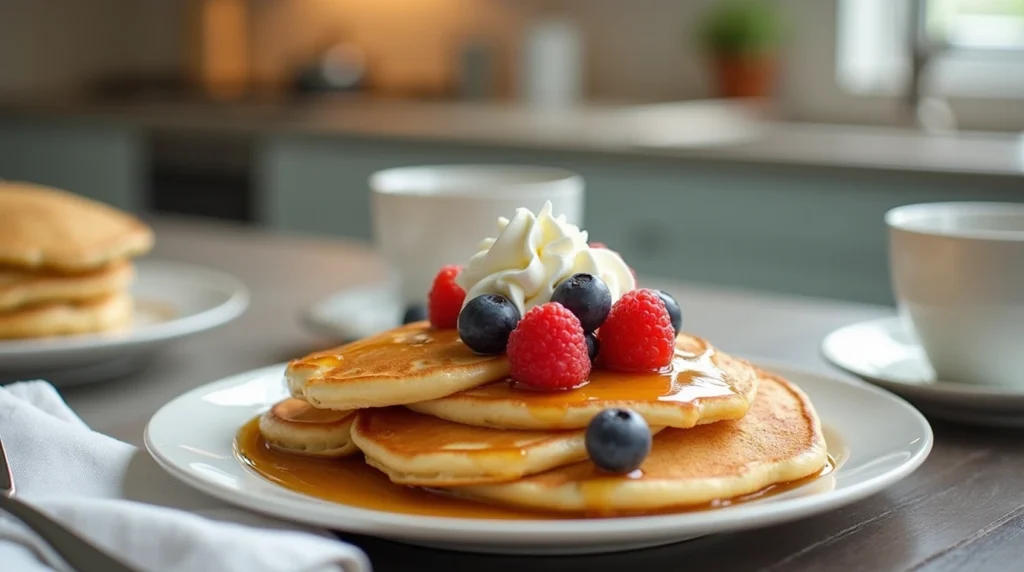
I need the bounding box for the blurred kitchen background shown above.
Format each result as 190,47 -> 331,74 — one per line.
0,0 -> 1021,305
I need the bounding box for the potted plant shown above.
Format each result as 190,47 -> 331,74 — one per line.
699,0 -> 783,99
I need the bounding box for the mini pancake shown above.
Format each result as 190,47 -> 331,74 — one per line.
0,182 -> 153,272
456,371 -> 827,514
0,292 -> 133,339
258,398 -> 357,458
352,407 -> 662,487
286,322 -> 510,410
408,334 -> 758,430
0,262 -> 134,312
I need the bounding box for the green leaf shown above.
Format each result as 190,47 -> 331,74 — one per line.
698,0 -> 784,56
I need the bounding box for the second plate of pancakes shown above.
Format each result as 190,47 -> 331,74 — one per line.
0,259 -> 249,386
146,358 -> 932,555
0,182 -> 250,385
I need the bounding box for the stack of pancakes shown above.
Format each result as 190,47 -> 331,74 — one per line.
0,182 -> 153,339
263,321 -> 828,514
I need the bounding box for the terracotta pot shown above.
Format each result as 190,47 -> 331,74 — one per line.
712,55 -> 777,99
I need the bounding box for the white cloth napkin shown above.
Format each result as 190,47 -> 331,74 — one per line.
0,381 -> 371,572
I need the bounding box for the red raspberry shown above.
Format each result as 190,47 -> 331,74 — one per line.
507,303 -> 591,390
598,289 -> 675,372
427,265 -> 465,329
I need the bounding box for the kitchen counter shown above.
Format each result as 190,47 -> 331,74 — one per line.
1,96 -> 1022,178
2,96 -> 1022,305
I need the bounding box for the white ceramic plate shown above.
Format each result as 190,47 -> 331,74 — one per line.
145,360 -> 932,555
301,285 -> 398,342
822,316 -> 1024,427
0,259 -> 249,386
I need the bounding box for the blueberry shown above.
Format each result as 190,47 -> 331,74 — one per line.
585,332 -> 599,363
457,294 -> 521,355
656,290 -> 682,336
402,304 -> 427,324
585,408 -> 652,474
550,273 -> 612,333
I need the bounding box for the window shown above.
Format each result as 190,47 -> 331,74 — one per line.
838,0 -> 1024,99
927,0 -> 1024,50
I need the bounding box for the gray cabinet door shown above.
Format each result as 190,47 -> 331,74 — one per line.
0,117 -> 143,211
257,134 -> 1024,305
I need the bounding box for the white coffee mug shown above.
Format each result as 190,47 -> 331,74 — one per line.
370,165 -> 584,307
887,202 -> 1024,386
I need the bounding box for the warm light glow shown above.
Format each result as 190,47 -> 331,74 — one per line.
245,0 -> 520,95
200,0 -> 248,100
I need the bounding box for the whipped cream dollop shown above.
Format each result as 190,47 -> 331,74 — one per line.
457,201 -> 636,316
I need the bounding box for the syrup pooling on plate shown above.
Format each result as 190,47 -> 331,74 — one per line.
236,417 -> 831,518
236,417 -> 551,520
466,344 -> 730,406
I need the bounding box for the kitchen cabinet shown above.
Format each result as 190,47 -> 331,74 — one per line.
257,134 -> 1023,305
1,107 -> 1020,306
0,118 -> 142,211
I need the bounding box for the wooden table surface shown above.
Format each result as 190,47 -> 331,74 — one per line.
61,218 -> 1023,572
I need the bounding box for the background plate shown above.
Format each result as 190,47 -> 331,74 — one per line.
822,317 -> 1024,427
0,259 -> 249,386
300,285 -> 398,342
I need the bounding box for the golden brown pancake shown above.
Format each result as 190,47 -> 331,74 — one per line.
258,399 -> 357,458
0,181 -> 153,272
409,334 -> 758,430
0,292 -> 133,339
351,407 -> 656,487
0,262 -> 134,312
456,372 -> 827,514
286,322 -> 510,410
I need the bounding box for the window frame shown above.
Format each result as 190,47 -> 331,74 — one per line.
837,0 -> 1024,100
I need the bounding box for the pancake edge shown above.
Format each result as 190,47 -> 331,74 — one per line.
407,350 -> 760,430
257,408 -> 359,459
0,182 -> 154,272
0,261 -> 135,312
455,374 -> 827,513
0,292 -> 133,339
293,360 -> 512,410
407,389 -> 754,431
350,411 -> 591,487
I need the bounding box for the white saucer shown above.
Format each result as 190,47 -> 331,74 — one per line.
145,360 -> 931,555
822,317 -> 1024,427
301,285 -> 400,342
0,259 -> 249,386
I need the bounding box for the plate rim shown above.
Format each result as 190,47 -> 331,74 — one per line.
821,316 -> 1024,400
144,359 -> 933,544
0,259 -> 250,357
299,284 -> 394,341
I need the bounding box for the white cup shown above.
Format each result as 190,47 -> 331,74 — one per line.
370,165 -> 585,308
886,202 -> 1024,386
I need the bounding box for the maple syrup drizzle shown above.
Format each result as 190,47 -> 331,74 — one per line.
235,418 -> 833,519
298,324 -> 495,375
456,347 -> 734,429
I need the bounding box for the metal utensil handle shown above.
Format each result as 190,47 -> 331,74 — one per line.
0,494 -> 137,572
0,434 -> 14,495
